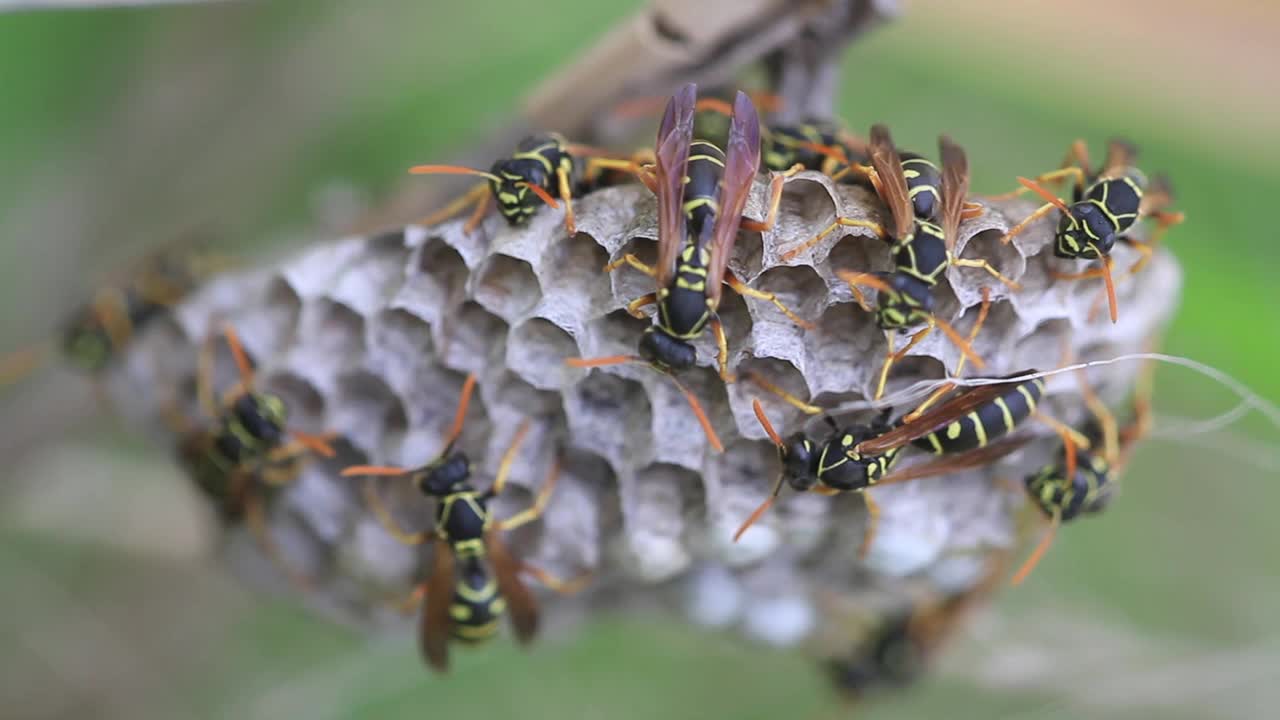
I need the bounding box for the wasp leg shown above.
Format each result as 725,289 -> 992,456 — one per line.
857,491 -> 881,561
780,216 -> 890,263
419,183 -> 489,228
999,201 -> 1060,245
521,563 -> 592,595
603,253 -> 657,277
361,481 -> 430,545
740,164 -> 802,233
987,163 -> 1086,200
710,316 -> 733,382
745,370 -> 822,415
555,166 -> 578,236
949,255 -> 1021,290
723,269 -> 814,329
494,446 -> 557,533
621,293 -> 658,319
245,492 -> 313,590
901,289 -> 992,423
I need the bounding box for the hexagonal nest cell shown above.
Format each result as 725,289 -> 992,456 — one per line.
109,172 -> 1181,655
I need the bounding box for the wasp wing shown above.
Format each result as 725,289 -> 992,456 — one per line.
1139,172 -> 1175,215
856,371 -> 1038,455
652,83 -> 698,291
705,91 -> 762,305
868,124 -> 916,242
875,436 -> 1031,486
1101,138 -> 1139,177
420,539 -> 455,673
486,529 -> 540,644
938,135 -> 970,252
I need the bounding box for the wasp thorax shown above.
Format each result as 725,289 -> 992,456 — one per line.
61,320 -> 111,373
233,392 -> 287,445
418,452 -> 472,496
638,327 -> 697,371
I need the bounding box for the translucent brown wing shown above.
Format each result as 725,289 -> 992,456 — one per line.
704,91 -> 762,305
875,436 -> 1031,486
938,135 -> 970,251
868,123 -> 915,241
855,371 -> 1038,455
486,529 -> 539,644
420,540 -> 455,673
653,83 -> 698,290
1101,138 -> 1139,177
1139,172 -> 1175,215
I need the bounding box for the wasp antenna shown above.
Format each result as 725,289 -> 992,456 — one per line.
0,343 -> 50,387
341,465 -> 410,477
664,372 -> 723,453
565,354 -> 641,368
407,164 -> 501,183
520,182 -> 560,209
1011,516 -> 1059,586
733,474 -> 786,542
220,324 -> 255,385
445,373 -> 478,448
1098,255 -> 1119,324
1016,177 -> 1072,215
292,430 -> 337,458
751,398 -> 784,447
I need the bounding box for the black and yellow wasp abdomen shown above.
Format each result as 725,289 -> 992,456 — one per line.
682,140 -> 726,236
59,287 -> 166,373
449,555 -> 506,645
912,378 -> 1045,455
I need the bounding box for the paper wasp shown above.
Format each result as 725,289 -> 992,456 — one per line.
1,237 -> 229,390
779,126 -> 1017,399
995,138 -> 1184,323
823,551 -> 1007,702
341,374 -> 585,672
735,369 -> 1068,556
1010,359 -> 1154,585
166,324 -> 336,587
410,133 -> 645,235
568,84 -> 811,452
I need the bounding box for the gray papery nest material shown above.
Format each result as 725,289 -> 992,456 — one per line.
108,171 -> 1178,651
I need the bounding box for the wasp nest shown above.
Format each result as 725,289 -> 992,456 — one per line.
109,170 -> 1178,650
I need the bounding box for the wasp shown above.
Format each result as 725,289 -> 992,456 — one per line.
736,370 -> 1062,556
823,551 -> 1008,703
0,237 -> 230,390
409,133 -> 646,235
779,126 -> 1018,400
1010,359 -> 1154,585
341,374 -> 585,672
567,85 -> 812,452
166,324 -> 336,587
995,139 -> 1184,323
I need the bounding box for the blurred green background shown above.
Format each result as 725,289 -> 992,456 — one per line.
1,1 -> 1277,719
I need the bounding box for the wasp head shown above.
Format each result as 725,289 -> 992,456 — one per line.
233,391 -> 288,447
416,451 -> 473,497
779,432 -> 820,492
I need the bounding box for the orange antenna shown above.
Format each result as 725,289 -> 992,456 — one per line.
292,431 -> 337,458
734,473 -> 786,542
752,398 -> 784,446
1016,177 -> 1072,215
1011,516 -> 1059,586
0,344 -> 49,387
341,465 -> 409,477
520,182 -> 560,209
662,370 -> 723,454
445,374 -> 478,448
408,165 -> 501,182
565,355 -> 637,369
1096,255 -> 1119,324
220,324 -> 256,385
